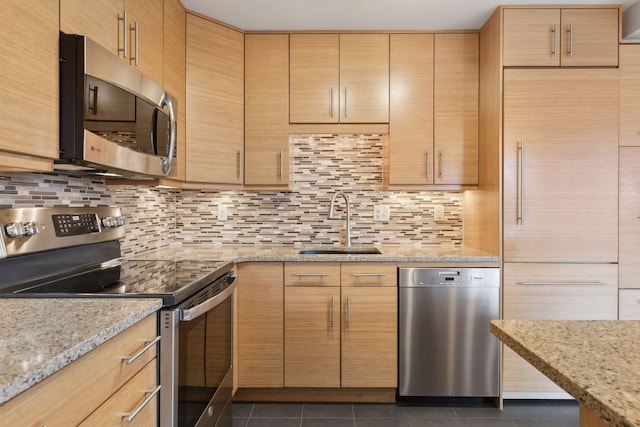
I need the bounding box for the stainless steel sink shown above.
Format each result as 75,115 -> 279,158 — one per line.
298,247 -> 382,255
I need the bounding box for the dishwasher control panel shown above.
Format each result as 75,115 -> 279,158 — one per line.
398,267 -> 500,287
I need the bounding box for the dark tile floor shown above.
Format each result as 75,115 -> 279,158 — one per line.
232,399 -> 579,427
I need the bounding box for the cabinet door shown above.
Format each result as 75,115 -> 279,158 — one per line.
503,69 -> 618,263
125,0 -> 164,84
560,8 -> 619,67
339,34 -> 389,123
1,0 -> 59,168
503,263 -> 617,393
341,287 -> 397,388
434,33 -> 478,185
237,263 -> 284,388
388,34 -> 434,185
60,0 -> 124,57
186,14 -> 244,185
162,0 -> 186,181
619,45 -> 640,147
620,148 -> 640,289
245,34 -> 290,189
619,289 -> 640,320
289,34 -> 339,123
285,286 -> 340,387
503,8 -> 560,67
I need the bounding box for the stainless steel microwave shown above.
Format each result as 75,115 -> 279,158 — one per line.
57,33 -> 176,177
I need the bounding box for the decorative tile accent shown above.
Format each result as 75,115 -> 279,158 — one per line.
0,134 -> 464,256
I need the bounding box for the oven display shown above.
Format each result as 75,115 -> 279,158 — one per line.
52,213 -> 100,237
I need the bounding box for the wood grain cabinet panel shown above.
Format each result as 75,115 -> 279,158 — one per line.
1,0 -> 59,170
619,45 -> 640,147
619,289 -> 640,320
185,14 -> 244,185
619,147 -> 640,289
245,34 -> 291,189
503,68 -> 618,263
237,263 -> 284,388
124,0 -> 164,84
503,7 -> 618,67
60,0 -> 123,57
503,263 -> 618,394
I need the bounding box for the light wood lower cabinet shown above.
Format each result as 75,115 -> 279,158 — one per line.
619,289 -> 640,320
0,314 -> 158,426
237,262 -> 284,388
503,263 -> 617,394
619,147 -> 640,290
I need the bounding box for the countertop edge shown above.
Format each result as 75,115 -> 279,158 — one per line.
0,298 -> 162,405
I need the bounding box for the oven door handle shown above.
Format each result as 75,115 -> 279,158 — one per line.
180,277 -> 237,322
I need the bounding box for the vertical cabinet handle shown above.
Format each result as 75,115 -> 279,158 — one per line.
278,149 -> 284,179
426,152 -> 431,179
130,21 -> 140,66
438,151 -> 444,179
343,87 -> 348,118
330,296 -> 335,328
567,24 -> 573,57
346,295 -> 351,328
236,149 -> 241,179
117,11 -> 128,58
330,88 -> 334,118
517,141 -> 525,225
551,24 -> 557,57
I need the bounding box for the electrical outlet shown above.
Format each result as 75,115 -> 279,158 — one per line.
217,204 -> 228,221
374,205 -> 390,222
434,205 -> 445,220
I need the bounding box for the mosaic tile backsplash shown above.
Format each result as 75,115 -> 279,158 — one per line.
0,134 -> 463,256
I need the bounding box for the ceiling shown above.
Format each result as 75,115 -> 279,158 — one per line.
181,0 -> 636,31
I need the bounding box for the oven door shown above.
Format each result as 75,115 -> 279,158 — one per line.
160,276 -> 236,427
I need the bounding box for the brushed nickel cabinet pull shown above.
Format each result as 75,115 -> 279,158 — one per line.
130,21 -> 139,66
344,87 -> 348,118
517,141 -> 524,225
279,149 -> 283,179
122,385 -> 161,423
438,151 -> 444,179
347,295 -> 351,328
551,24 -> 557,57
121,336 -> 160,365
567,24 -> 573,57
426,152 -> 431,178
520,281 -> 605,286
352,273 -> 386,277
331,295 -> 335,328
330,88 -> 334,118
236,149 -> 241,178
295,273 -> 329,277
117,11 -> 128,58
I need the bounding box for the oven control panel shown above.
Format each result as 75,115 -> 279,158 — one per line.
0,207 -> 126,259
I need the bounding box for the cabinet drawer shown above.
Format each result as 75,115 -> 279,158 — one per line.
503,263 -> 618,320
79,359 -> 158,426
341,263 -> 397,287
1,314 -> 158,427
619,289 -> 640,320
285,263 -> 341,286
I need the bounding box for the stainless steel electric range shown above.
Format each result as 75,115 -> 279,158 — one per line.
0,207 -> 235,427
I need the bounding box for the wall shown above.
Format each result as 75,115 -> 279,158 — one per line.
0,134 -> 464,256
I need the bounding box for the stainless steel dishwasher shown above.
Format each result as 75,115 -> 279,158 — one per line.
398,267 -> 500,397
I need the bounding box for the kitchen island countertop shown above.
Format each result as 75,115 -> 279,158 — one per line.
491,320 -> 640,427
0,298 -> 162,405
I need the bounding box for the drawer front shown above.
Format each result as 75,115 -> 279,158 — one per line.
503,263 -> 618,320
79,359 -> 158,426
285,262 -> 341,286
1,314 -> 158,427
619,289 -> 640,320
341,263 -> 397,287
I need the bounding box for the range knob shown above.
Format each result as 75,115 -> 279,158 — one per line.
23,221 -> 40,236
5,222 -> 25,238
101,217 -> 115,228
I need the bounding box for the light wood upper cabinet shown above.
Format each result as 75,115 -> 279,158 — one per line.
61,0 -> 164,84
289,33 -> 389,124
237,263 -> 284,388
434,33 -> 478,185
185,14 -> 244,185
619,45 -> 640,147
0,1 -> 58,172
245,34 -> 291,190
619,147 -> 640,290
503,68 -> 618,263
503,7 -> 619,67
162,0 -> 186,181
388,34 -> 434,185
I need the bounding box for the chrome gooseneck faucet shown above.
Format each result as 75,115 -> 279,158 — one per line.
329,192 -> 351,248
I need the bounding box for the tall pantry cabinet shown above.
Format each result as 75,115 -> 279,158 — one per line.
467,5 -> 620,398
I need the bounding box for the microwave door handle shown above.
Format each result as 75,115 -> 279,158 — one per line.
159,94 -> 176,174
150,108 -> 159,155
180,278 -> 237,322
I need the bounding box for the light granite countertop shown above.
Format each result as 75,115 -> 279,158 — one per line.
132,243 -> 500,264
0,298 -> 162,405
491,320 -> 640,427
